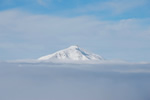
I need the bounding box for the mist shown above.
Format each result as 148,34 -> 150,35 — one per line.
0,62 -> 150,100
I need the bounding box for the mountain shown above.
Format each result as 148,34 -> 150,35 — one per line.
38,45 -> 104,62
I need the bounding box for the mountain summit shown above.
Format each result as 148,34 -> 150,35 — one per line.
38,45 -> 104,62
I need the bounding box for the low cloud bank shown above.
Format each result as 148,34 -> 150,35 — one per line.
0,62 -> 150,100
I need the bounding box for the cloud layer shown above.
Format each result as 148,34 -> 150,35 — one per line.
0,62 -> 150,100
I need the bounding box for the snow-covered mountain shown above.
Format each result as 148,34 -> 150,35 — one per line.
38,45 -> 104,62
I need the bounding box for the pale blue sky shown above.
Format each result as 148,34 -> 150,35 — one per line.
0,0 -> 150,62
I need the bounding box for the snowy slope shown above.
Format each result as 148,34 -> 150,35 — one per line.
38,45 -> 104,62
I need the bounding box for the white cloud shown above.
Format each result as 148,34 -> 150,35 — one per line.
37,0 -> 52,7
37,0 -> 46,6
37,0 -> 62,7
0,9 -> 150,60
75,0 -> 147,14
0,62 -> 150,100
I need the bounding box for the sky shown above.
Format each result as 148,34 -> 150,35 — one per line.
0,0 -> 150,62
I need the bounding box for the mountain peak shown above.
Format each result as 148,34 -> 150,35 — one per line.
38,45 -> 104,62
68,45 -> 79,49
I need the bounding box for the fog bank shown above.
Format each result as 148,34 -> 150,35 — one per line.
0,62 -> 150,100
